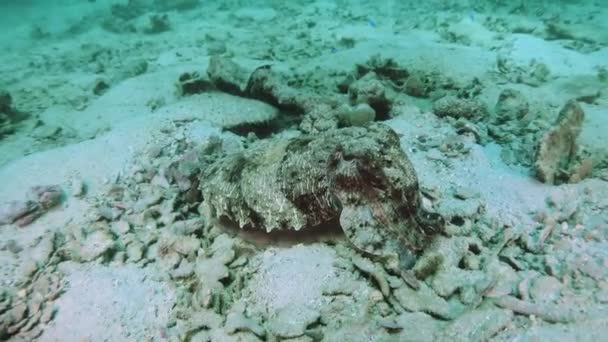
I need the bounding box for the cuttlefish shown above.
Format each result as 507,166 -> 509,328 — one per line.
200,124 -> 444,265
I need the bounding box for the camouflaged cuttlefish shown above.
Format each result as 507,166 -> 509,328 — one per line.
199,124 -> 444,262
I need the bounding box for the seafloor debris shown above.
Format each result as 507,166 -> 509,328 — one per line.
12,106 -> 600,340
487,88 -> 531,143
200,123 -> 444,264
496,54 -> 552,87
0,90 -> 28,139
534,100 -> 586,184
1,232 -> 64,340
207,56 -> 251,96
354,55 -> 410,86
494,89 -> 530,123
142,13 -> 171,34
348,72 -> 393,119
0,185 -> 63,226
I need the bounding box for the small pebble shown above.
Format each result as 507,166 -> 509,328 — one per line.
111,220 -> 131,235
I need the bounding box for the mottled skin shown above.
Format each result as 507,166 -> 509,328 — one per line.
200,124 -> 444,261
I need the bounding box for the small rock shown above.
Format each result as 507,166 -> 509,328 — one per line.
40,303 -> 56,323
97,206 -> 122,221
7,301 -> 27,323
485,261 -> 519,298
133,192 -> 162,213
126,241 -> 144,262
225,311 -> 265,337
18,259 -> 38,279
529,276 -> 562,304
171,218 -> 203,235
3,239 -> 22,254
151,173 -> 171,189
14,211 -> 42,227
79,230 -> 115,262
29,234 -> 55,265
348,72 -> 391,113
170,259 -> 194,279
189,310 -> 223,331
172,236 -> 200,257
111,220 -> 131,235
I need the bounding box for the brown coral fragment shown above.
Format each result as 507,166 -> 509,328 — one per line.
207,56 -> 250,96
534,100 -> 585,184
0,185 -> 63,226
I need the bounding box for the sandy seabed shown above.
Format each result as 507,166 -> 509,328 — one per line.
0,0 -> 607,341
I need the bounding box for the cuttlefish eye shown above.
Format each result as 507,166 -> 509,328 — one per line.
334,157 -> 361,184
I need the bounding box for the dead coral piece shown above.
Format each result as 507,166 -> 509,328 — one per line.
348,72 -> 393,120
355,55 -> 409,87
207,56 -> 251,96
177,72 -> 214,96
1,259 -> 65,340
534,100 -> 585,184
27,185 -> 63,210
192,237 -> 234,312
174,310 -> 223,340
393,283 -> 458,320
0,185 -> 63,226
352,255 -> 391,297
496,55 -> 551,87
404,71 -> 447,98
267,305 -> 320,339
224,311 -> 265,337
77,230 -> 116,262
493,88 -> 529,124
493,295 -> 581,323
438,307 -> 513,341
205,58 -> 325,126
0,201 -> 37,225
415,236 -> 489,299
245,64 -> 312,114
529,276 -> 562,304
486,88 -> 534,146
